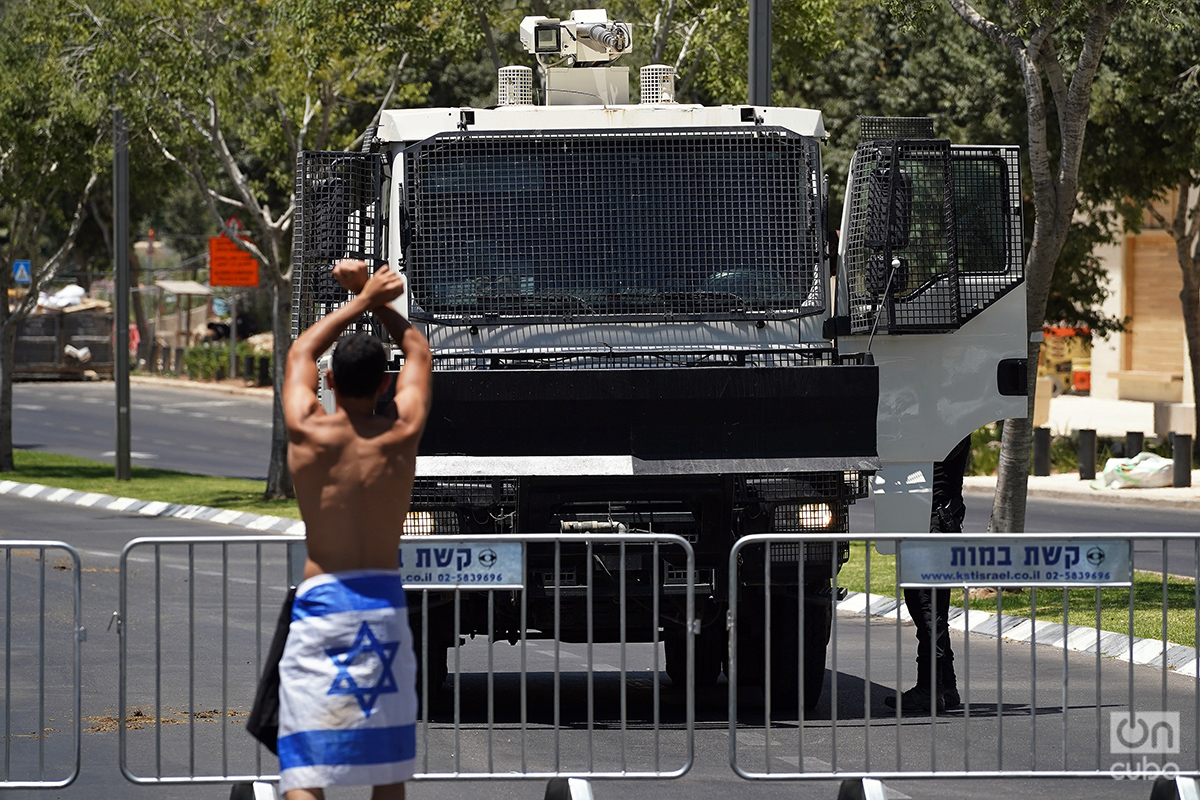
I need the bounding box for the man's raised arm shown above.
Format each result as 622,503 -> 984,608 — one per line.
283,261 -> 404,430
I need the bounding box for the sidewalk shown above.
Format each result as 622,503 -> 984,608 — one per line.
130,373 -> 273,397
965,471 -> 1200,511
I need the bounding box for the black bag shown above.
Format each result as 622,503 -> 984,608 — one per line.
246,587 -> 296,754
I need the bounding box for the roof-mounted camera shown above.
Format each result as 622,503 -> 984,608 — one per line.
520,9 -> 632,67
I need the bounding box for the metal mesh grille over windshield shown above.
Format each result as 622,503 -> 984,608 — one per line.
402,127 -> 824,325
292,151 -> 387,338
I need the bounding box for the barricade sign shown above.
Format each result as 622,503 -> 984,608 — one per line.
400,540 -> 524,589
898,538 -> 1133,587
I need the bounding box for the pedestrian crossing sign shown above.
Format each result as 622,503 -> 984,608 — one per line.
12,260 -> 31,284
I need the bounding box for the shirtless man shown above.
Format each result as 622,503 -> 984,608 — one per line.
276,259 -> 432,800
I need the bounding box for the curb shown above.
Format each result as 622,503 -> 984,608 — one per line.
130,374 -> 274,398
835,590 -> 1198,679
0,479 -> 305,537
963,473 -> 1200,510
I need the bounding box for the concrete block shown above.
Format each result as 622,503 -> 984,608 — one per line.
1155,402 -> 1196,438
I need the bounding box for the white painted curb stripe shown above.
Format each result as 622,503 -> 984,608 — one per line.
836,589 -> 1195,677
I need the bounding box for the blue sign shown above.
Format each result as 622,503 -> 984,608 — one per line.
898,538 -> 1133,588
12,260 -> 31,284
399,540 -> 525,590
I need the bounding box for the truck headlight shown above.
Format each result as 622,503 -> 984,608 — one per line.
403,511 -> 435,535
772,502 -> 834,531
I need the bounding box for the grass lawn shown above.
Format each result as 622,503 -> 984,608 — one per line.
837,542 -> 1198,648
6,450 -> 300,519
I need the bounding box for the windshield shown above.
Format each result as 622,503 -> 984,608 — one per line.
403,128 -> 824,325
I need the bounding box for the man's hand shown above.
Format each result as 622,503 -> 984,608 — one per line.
333,259 -> 370,294
334,260 -> 404,310
360,265 -> 405,310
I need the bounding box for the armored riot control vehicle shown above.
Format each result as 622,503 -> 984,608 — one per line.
291,9 -> 1027,709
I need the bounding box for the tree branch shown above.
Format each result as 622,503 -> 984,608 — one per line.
12,172 -> 99,320
652,0 -> 678,64
349,53 -> 409,151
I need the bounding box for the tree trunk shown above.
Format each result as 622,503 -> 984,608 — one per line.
1174,182 -> 1200,460
1182,272 -> 1200,460
129,246 -> 150,360
264,276 -> 294,499
975,2 -> 1123,532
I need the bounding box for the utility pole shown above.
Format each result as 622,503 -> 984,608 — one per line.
113,108 -> 131,481
748,0 -> 771,106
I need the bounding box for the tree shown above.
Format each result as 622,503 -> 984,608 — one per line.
784,4 -> 1127,334
84,0 -> 451,498
933,0 -> 1145,532
460,0 -> 843,106
613,0 -> 840,103
0,0 -> 102,472
1081,1 -> 1200,451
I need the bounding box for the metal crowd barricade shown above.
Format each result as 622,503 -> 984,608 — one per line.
0,540 -> 84,789
117,535 -> 303,786
728,531 -> 1200,794
116,532 -> 695,788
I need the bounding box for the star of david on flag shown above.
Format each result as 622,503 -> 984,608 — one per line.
326,621 -> 400,715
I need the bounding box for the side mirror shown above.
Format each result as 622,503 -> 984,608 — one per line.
864,165 -> 913,252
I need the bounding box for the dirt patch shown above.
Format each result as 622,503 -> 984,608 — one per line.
86,706 -> 246,733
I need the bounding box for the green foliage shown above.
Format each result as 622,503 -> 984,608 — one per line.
787,3 -> 1125,331
181,341 -> 267,381
969,424 -> 1003,476
0,0 -> 104,284
1083,1 -> 1200,214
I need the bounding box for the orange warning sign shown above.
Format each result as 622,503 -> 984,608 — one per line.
209,234 -> 260,287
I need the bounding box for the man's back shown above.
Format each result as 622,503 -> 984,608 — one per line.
288,406 -> 421,577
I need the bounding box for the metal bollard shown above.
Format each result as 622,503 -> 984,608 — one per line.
1173,433 -> 1192,488
174,347 -> 184,376
243,354 -> 255,381
545,778 -> 595,800
1077,428 -> 1097,480
257,356 -> 271,386
1126,430 -> 1145,457
1032,427 -> 1051,476
838,778 -> 888,800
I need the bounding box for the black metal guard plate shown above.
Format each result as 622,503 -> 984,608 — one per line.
417,364 -> 878,466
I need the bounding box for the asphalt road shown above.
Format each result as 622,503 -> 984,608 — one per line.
2,494 -> 1198,800
6,380 -> 1200,798
13,381 -> 273,480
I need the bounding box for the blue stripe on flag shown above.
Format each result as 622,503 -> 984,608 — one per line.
278,723 -> 416,768
292,574 -> 407,619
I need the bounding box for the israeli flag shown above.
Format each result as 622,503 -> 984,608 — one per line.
276,571 -> 417,793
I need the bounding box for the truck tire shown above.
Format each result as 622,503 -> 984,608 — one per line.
408,605 -> 452,713
664,623 -> 725,689
800,598 -> 832,713
735,590 -> 830,715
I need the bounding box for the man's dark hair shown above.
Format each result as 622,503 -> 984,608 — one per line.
331,332 -> 386,398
